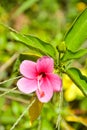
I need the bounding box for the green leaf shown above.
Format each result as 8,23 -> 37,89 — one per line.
29,96 -> 43,124
19,52 -> 41,62
64,8 -> 87,51
25,34 -> 56,57
62,49 -> 87,62
11,31 -> 56,59
66,67 -> 87,96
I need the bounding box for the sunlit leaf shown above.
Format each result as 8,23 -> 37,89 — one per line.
62,120 -> 75,130
64,8 -> 87,51
19,52 -> 41,62
62,49 -> 87,61
66,114 -> 87,127
11,31 -> 56,59
29,96 -> 43,124
66,67 -> 87,96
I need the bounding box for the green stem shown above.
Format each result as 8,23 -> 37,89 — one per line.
56,86 -> 63,130
4,95 -> 30,104
0,76 -> 22,85
10,98 -> 36,130
0,87 -> 17,97
0,87 -> 33,96
59,52 -> 61,67
56,54 -> 63,129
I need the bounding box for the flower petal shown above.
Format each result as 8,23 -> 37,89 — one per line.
17,78 -> 37,94
36,77 -> 53,102
20,60 -> 37,79
47,73 -> 62,92
37,56 -> 54,73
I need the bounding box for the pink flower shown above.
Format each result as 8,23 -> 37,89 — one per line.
17,56 -> 62,103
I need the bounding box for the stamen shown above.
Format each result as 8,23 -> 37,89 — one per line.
37,79 -> 45,98
37,79 -> 41,91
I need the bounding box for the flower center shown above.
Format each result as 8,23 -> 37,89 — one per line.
37,72 -> 46,98
40,72 -> 46,77
37,72 -> 46,80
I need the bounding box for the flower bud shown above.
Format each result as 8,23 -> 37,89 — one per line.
56,41 -> 66,53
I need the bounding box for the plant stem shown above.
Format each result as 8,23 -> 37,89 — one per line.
56,87 -> 63,130
0,87 -> 17,97
0,76 -> 21,85
0,53 -> 19,80
4,95 -> 30,104
59,52 -> 61,67
56,52 -> 63,129
0,76 -> 21,97
10,98 -> 36,130
0,87 -> 33,96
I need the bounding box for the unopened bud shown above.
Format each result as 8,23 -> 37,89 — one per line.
56,41 -> 66,53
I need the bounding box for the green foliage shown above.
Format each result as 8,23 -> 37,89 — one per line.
62,49 -> 87,61
64,8 -> 87,51
10,8 -> 87,129
66,67 -> 87,96
11,31 -> 56,59
57,41 -> 66,53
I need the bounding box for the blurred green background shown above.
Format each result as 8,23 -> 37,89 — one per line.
0,0 -> 87,130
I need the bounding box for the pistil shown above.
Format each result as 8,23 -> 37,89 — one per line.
37,75 -> 45,98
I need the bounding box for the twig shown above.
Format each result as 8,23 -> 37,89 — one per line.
4,95 -> 30,104
0,53 -> 19,80
56,87 -> 63,130
10,98 -> 36,130
0,87 -> 17,97
0,76 -> 21,85
0,53 -> 19,73
0,87 -> 22,94
0,87 -> 33,96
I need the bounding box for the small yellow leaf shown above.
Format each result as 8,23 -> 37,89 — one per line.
29,96 -> 43,124
62,120 -> 75,130
66,114 -> 87,127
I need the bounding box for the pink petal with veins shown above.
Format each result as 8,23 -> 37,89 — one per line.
17,77 -> 37,94
20,60 -> 37,79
